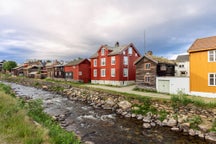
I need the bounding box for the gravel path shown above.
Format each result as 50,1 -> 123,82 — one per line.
85,85 -> 171,99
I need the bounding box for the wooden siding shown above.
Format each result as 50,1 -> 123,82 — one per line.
190,50 -> 216,92
136,58 -> 157,88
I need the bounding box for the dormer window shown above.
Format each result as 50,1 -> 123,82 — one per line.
128,47 -> 132,55
101,48 -> 105,56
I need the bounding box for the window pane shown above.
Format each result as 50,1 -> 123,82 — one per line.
210,74 -> 214,85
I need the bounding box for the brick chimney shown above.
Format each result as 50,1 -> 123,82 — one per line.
115,41 -> 119,47
146,51 -> 153,55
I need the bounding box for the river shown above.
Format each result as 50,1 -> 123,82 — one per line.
6,82 -> 212,144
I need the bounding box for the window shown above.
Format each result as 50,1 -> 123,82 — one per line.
179,64 -> 184,68
208,50 -> 216,62
79,71 -> 82,76
123,68 -> 128,77
209,73 -> 216,86
145,63 -> 151,70
160,65 -> 167,71
128,47 -> 132,55
144,75 -> 150,83
123,51 -> 126,55
135,53 -> 138,57
111,56 -> 115,65
101,48 -> 105,56
101,69 -> 106,77
111,68 -> 115,77
123,56 -> 128,65
93,59 -> 97,67
93,69 -> 97,77
101,58 -> 106,66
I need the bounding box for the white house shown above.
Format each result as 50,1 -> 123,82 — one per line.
175,54 -> 190,77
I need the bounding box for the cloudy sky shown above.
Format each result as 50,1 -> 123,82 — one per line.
1,0 -> 216,63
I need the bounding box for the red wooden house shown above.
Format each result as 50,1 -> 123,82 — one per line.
90,42 -> 141,86
64,58 -> 91,83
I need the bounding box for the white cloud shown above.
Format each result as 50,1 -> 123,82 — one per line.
0,0 -> 216,62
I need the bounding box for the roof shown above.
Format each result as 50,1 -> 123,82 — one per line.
135,54 -> 175,65
176,54 -> 189,62
188,36 -> 216,53
64,59 -> 87,66
90,43 -> 141,58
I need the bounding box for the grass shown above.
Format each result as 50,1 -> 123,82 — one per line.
171,93 -> 216,109
188,115 -> 202,130
0,83 -> 80,144
0,84 -> 49,144
133,86 -> 157,93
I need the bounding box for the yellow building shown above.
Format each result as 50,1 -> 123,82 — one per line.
188,36 -> 216,97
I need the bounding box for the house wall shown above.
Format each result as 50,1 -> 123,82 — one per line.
175,61 -> 190,77
91,45 -> 140,85
64,65 -> 79,80
78,60 -> 91,83
156,77 -> 190,94
135,57 -> 157,89
190,50 -> 216,93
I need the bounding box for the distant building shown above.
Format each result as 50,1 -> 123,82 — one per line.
64,58 -> 91,83
0,60 -> 6,72
135,51 -> 175,90
90,42 -> 141,86
175,54 -> 190,77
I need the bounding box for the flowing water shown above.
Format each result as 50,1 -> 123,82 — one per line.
5,82 -> 214,144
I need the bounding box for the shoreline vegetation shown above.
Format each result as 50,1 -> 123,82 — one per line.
0,74 -> 216,142
0,82 -> 80,144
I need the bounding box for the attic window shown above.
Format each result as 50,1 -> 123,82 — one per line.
145,63 -> 151,70
160,65 -> 167,71
101,48 -> 105,56
128,47 -> 132,55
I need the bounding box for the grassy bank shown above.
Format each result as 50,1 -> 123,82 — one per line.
0,83 -> 80,144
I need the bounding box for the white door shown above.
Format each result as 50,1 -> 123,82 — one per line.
158,80 -> 170,93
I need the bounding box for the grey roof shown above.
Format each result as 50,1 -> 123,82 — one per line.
135,54 -> 175,65
176,54 -> 189,62
90,43 -> 140,58
64,59 -> 86,66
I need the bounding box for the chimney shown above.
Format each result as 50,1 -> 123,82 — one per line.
115,41 -> 119,47
146,51 -> 153,55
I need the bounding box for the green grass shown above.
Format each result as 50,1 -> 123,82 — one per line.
171,93 -> 216,109
188,115 -> 202,130
0,82 -> 80,144
133,86 -> 157,93
0,84 -> 49,144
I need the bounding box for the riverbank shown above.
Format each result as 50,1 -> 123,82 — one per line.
0,82 -> 80,144
1,75 -> 216,143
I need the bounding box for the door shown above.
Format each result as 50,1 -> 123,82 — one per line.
158,80 -> 170,93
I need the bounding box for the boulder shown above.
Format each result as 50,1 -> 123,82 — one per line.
188,129 -> 196,136
143,123 -> 151,129
167,118 -> 177,127
143,116 -> 151,123
180,123 -> 190,132
205,132 -> 216,142
171,127 -> 180,132
118,100 -> 132,110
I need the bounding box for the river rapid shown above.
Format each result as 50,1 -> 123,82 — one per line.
5,82 -> 213,144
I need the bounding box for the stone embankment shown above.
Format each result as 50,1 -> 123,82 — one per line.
2,77 -> 216,142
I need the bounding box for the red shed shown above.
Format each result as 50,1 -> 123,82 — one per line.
90,42 -> 141,86
64,58 -> 91,83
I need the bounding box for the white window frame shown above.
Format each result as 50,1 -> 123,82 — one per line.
101,48 -> 105,56
93,69 -> 97,77
101,69 -> 106,77
111,68 -> 115,77
79,71 -> 82,76
123,50 -> 126,55
123,68 -> 128,77
111,56 -> 116,65
101,58 -> 106,66
208,50 -> 216,62
128,47 -> 133,55
123,56 -> 128,65
145,63 -> 151,70
208,73 -> 216,86
93,59 -> 97,67
144,75 -> 150,83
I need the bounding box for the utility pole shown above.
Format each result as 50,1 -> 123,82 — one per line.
144,30 -> 146,55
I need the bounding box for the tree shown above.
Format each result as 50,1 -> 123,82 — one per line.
3,61 -> 17,72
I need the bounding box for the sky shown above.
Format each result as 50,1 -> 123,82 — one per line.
1,0 -> 216,63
